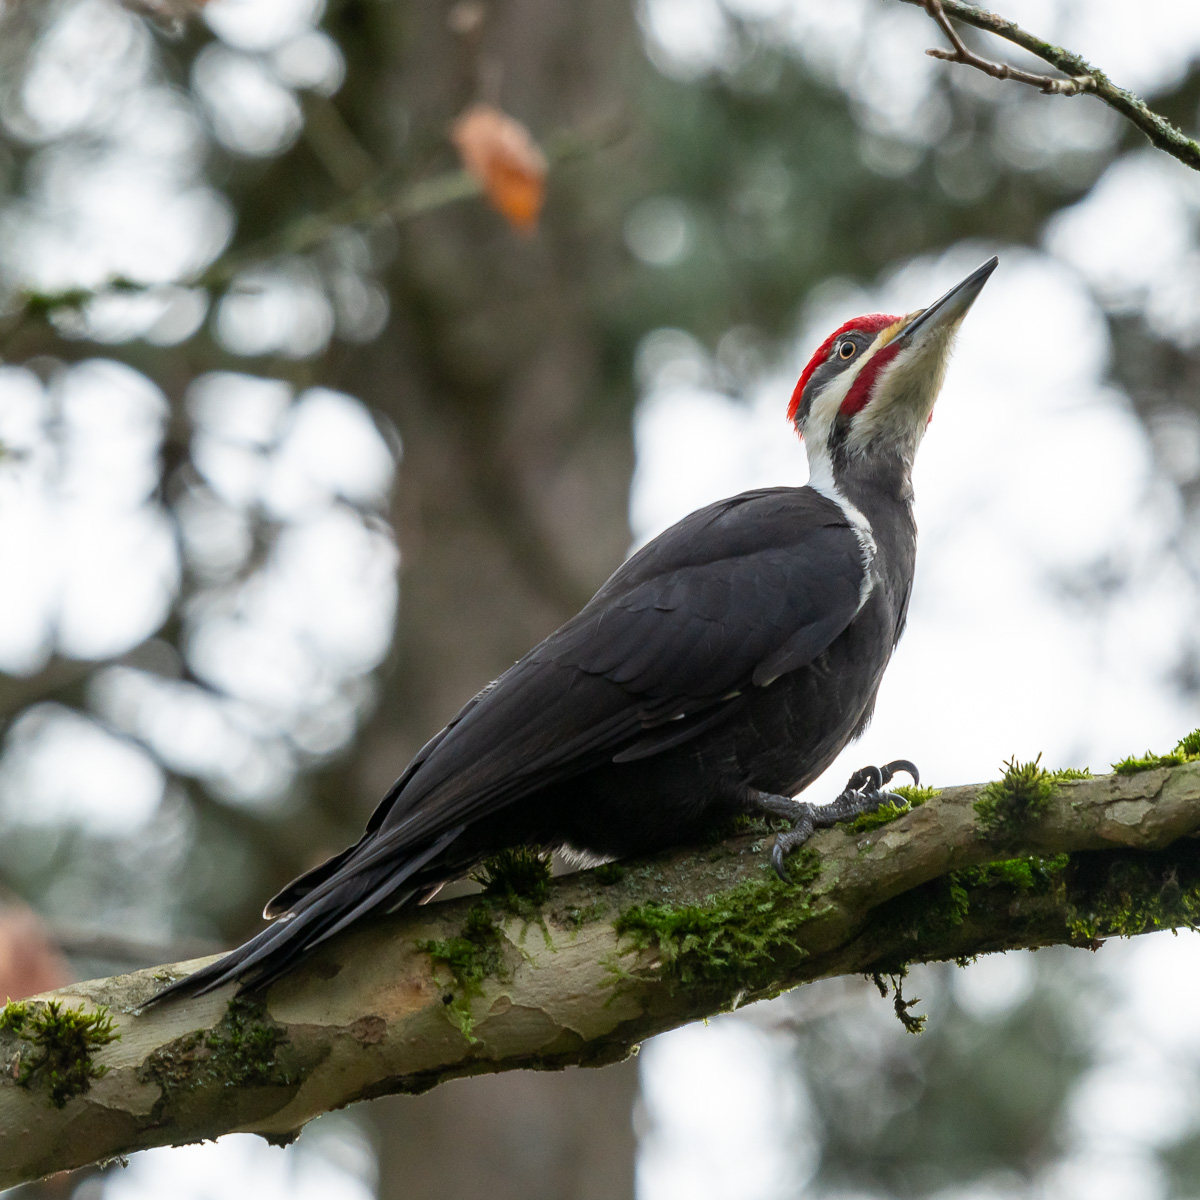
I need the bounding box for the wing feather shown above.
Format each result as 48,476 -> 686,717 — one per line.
313,488 -> 865,873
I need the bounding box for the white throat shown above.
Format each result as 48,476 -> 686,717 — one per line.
801,369 -> 877,611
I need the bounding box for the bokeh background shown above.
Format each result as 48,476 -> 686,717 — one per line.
2,0 -> 1200,1197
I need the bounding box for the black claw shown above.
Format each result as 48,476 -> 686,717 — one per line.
845,764 -> 882,793
881,759 -> 920,787
761,759 -> 921,880
771,842 -> 788,883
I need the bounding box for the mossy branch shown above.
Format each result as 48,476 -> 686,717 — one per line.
899,0 -> 1200,174
3,760 -> 1200,1187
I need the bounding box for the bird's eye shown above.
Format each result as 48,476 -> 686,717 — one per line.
838,341 -> 856,360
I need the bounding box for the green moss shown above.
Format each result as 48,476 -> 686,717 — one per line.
849,786 -> 941,834
0,999 -> 28,1035
592,863 -> 627,885
849,799 -> 910,833
1113,751 -> 1185,775
563,900 -> 609,929
419,904 -> 506,1040
139,995 -> 299,1114
613,848 -> 820,989
1050,766 -> 1091,781
957,853 -> 1070,892
0,998 -> 119,1108
893,784 -> 940,805
204,996 -> 291,1087
1067,853 -> 1200,941
849,786 -> 939,834
871,970 -> 927,1034
1113,728 -> 1200,775
473,847 -> 552,911
1176,728 -> 1200,756
877,854 -> 1069,951
974,754 -> 1058,835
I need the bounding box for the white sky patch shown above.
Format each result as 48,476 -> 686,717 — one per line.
632,246 -> 1197,789
1046,150 -> 1200,346
104,1120 -> 376,1200
0,361 -> 178,672
11,0 -> 152,142
952,951 -> 1034,1020
203,0 -> 327,54
632,246 -> 1200,1200
192,43 -> 304,158
637,1020 -> 816,1200
271,31 -> 346,96
216,263 -> 335,359
187,509 -> 397,707
1047,0 -> 1200,95
0,704 -> 163,833
264,388 -> 395,517
636,0 -> 732,82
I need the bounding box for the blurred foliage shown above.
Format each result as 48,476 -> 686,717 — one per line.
2,0 -> 1200,1196
784,955 -> 1098,1198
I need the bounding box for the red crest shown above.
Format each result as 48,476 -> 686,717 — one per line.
787,314 -> 898,425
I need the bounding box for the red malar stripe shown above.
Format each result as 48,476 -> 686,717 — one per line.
788,314 -> 898,424
839,340 -> 902,417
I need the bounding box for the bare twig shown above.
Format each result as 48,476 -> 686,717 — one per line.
922,0 -> 1091,95
901,0 -> 1200,174
0,166 -> 482,340
0,120 -> 616,340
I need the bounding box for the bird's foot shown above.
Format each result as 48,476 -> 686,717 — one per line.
752,759 -> 920,883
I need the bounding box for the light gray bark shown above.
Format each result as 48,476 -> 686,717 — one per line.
3,763 -> 1199,1188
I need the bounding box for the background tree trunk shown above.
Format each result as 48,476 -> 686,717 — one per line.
308,3 -> 644,1194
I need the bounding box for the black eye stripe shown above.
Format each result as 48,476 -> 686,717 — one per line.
800,332 -> 870,422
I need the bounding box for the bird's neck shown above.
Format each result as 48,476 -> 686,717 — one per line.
822,454 -> 918,579
835,451 -> 915,513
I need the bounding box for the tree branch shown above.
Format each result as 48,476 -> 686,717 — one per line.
902,0 -> 1200,174
3,762 -> 1199,1187
0,121 -> 617,342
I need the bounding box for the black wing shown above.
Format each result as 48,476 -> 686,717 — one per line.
156,486 -> 866,997
322,485 -> 865,860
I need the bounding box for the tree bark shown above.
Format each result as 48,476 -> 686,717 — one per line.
3,763 -> 1199,1187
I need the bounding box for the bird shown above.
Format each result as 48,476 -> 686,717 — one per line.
154,256 -> 997,1001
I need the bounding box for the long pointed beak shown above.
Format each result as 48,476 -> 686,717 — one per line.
895,256 -> 998,346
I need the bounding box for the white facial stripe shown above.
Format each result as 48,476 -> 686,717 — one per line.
801,353 -> 877,614
802,363 -> 856,494
801,321 -> 901,491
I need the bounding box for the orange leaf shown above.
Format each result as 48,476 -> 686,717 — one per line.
451,104 -> 547,235
0,906 -> 71,1000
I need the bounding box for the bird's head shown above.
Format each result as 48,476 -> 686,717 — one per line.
789,257 -> 997,496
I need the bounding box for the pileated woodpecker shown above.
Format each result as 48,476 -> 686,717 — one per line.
157,256 -> 997,999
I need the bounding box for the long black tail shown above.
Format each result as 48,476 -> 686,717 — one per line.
145,826 -> 464,1005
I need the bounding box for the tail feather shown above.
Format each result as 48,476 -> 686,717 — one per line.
262,839 -> 362,919
305,827 -> 464,946
145,826 -> 466,1006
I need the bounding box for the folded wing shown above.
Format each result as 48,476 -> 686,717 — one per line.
158,486 -> 866,997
